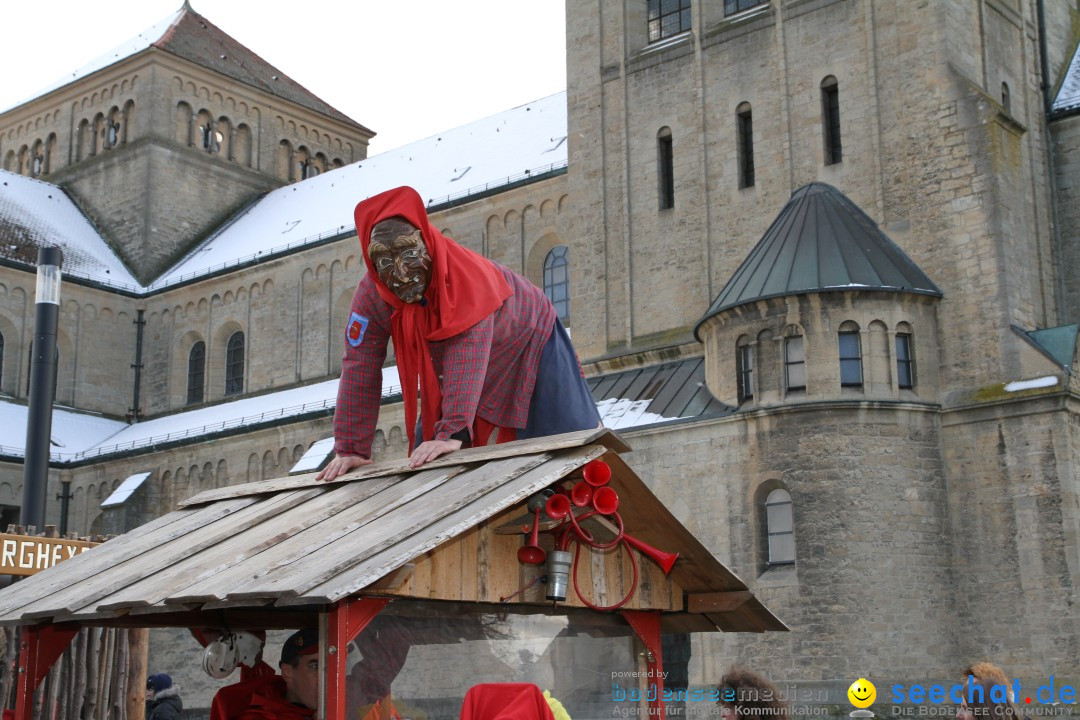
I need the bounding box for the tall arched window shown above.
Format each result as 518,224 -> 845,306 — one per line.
187,341 -> 205,404
543,245 -> 570,321
736,336 -> 754,403
224,332 -> 244,396
784,331 -> 805,392
838,321 -> 863,387
736,102 -> 754,188
0,330 -> 5,392
896,322 -> 915,390
765,488 -> 795,566
821,76 -> 842,165
657,127 -> 674,210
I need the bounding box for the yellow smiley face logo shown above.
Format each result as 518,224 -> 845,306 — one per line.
848,678 -> 876,708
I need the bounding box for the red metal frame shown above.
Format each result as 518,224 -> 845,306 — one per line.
621,610 -> 665,720
14,624 -> 78,720
325,597 -> 390,720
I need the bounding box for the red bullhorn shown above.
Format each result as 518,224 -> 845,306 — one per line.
592,486 -> 619,515
517,507 -> 547,565
545,493 -> 572,521
622,533 -> 679,575
583,459 -> 612,487
571,481 -> 593,507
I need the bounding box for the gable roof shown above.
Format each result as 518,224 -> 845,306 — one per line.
0,91 -> 567,292
1052,40 -> 1080,117
2,4 -> 368,131
0,429 -> 785,634
696,182 -> 941,337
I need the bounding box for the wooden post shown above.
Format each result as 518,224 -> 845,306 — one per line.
125,629 -> 148,720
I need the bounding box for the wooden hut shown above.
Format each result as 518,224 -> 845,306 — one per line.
0,429 -> 785,719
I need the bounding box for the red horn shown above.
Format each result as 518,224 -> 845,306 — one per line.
592,486 -> 619,515
583,459 -> 612,487
571,481 -> 593,508
622,533 -> 679,575
517,507 -> 547,565
545,493 -> 571,521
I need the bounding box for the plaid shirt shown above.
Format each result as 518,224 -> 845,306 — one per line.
334,265 -> 556,458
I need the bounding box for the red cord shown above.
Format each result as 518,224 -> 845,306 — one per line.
570,537 -> 639,611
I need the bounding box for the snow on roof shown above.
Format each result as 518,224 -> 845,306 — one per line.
0,367 -> 401,463
0,170 -> 143,288
0,11 -> 182,115
150,92 -> 568,288
0,401 -> 127,460
596,398 -> 691,430
290,437 -> 334,474
100,471 -> 151,508
1054,42 -> 1080,115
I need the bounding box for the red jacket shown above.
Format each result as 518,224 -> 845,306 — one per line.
234,677 -> 314,720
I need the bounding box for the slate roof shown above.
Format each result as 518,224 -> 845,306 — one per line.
1052,41 -> 1080,116
696,182 -> 941,337
589,356 -> 731,428
0,169 -> 141,287
0,429 -> 786,634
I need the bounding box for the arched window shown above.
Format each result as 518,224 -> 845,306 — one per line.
896,322 -> 915,390
657,127 -> 674,210
765,488 -> 795,566
543,245 -> 570,321
737,336 -> 754,403
838,321 -> 863,387
187,341 -> 205,404
821,76 -> 842,165
784,332 -> 805,392
1001,82 -> 1011,114
0,330 -> 5,392
736,102 -> 754,188
224,332 -> 244,396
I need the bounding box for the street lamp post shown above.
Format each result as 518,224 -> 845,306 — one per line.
21,247 -> 62,531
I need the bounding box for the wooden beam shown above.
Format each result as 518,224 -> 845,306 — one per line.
687,591 -> 754,614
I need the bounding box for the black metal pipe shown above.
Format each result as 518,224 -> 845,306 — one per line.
56,481 -> 72,536
1036,0 -> 1052,115
21,246 -> 63,531
129,309 -> 145,422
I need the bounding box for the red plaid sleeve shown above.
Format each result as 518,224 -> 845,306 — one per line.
334,276 -> 391,459
429,315 -> 495,441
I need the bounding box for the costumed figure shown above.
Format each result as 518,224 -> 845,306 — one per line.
318,186 -> 600,480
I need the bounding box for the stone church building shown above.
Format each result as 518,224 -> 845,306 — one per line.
1,0 -> 1079,709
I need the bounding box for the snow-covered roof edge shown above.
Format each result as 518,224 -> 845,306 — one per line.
1052,41 -> 1080,116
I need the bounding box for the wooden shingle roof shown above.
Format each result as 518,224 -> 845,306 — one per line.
0,429 -> 784,634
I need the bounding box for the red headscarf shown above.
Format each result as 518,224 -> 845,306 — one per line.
354,186 -> 513,450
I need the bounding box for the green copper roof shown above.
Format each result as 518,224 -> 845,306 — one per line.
695,183 -> 941,339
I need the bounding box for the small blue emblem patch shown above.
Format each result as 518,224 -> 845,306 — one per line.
346,313 -> 369,347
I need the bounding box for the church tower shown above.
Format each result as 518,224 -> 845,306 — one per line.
0,3 -> 374,283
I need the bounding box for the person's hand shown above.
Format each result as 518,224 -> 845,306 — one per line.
407,438 -> 462,468
316,453 -> 372,482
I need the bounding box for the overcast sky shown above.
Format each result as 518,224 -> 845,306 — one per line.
0,0 -> 567,155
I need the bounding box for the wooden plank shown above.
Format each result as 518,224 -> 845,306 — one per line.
94,479 -> 397,612
0,498 -> 258,621
251,451 -> 558,601
456,526 -> 478,602
17,490 -> 319,620
278,445 -> 606,605
181,428 -> 630,507
168,464 -> 467,604
687,591 -> 754,614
